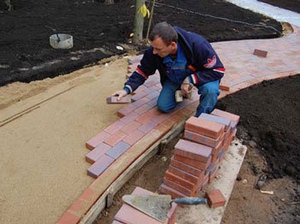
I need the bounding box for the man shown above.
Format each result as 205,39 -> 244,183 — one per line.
113,22 -> 225,117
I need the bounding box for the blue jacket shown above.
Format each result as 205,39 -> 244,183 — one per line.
123,26 -> 225,94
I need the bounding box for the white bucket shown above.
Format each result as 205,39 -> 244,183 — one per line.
49,34 -> 73,49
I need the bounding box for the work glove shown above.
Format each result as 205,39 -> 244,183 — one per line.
181,77 -> 193,95
112,89 -> 128,101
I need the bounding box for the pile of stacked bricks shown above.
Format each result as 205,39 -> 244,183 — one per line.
159,109 -> 240,198
112,187 -> 177,224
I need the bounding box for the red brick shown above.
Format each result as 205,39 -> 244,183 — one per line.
57,211 -> 81,224
135,107 -> 162,123
183,130 -> 222,148
173,154 -> 211,170
211,138 -> 225,162
85,142 -> 111,164
122,129 -> 145,145
164,170 -> 195,191
199,113 -> 232,131
206,189 -> 226,208
104,120 -> 125,135
167,165 -> 199,184
220,83 -> 230,91
106,95 -> 132,104
185,116 -> 224,138
85,131 -> 111,150
163,177 -> 193,196
174,139 -> 212,162
211,109 -> 240,128
253,48 -> 268,57
87,154 -> 115,178
138,120 -> 158,133
114,203 -> 161,224
170,156 -> 204,177
119,111 -> 139,123
103,130 -> 126,146
105,141 -> 131,159
120,120 -> 142,133
159,183 -> 188,199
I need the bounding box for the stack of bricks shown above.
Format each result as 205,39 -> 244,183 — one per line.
113,187 -> 177,224
159,109 -> 239,198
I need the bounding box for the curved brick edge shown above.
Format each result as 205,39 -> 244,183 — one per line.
57,25 -> 300,224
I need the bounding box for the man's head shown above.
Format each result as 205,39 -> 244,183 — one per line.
149,22 -> 178,58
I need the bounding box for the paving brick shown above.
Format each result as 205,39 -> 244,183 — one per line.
135,107 -> 162,123
206,161 -> 220,183
119,111 -> 139,123
103,130 -> 127,146
105,141 -> 131,159
120,120 -> 142,133
206,189 -> 226,208
174,139 -> 212,162
104,120 -> 125,135
114,203 -> 161,224
183,130 -> 222,148
253,48 -> 268,57
173,154 -> 211,170
85,131 -> 111,150
159,183 -> 188,199
138,120 -> 158,133
85,142 -> 111,164
185,116 -> 224,138
122,129 -> 145,145
211,109 -> 240,128
57,211 -> 81,224
163,177 -> 193,196
106,95 -> 132,104
211,138 -> 225,162
164,170 -> 195,191
199,113 -> 232,131
87,154 -> 115,178
167,165 -> 199,184
170,156 -> 204,177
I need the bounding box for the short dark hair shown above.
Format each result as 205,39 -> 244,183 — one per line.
149,22 -> 178,45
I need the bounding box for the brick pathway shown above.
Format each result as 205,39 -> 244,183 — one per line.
57,25 -> 300,224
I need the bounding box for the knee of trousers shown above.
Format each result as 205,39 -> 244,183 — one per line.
157,101 -> 176,113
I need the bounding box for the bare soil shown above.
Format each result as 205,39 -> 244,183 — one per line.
0,0 -> 283,86
0,0 -> 299,224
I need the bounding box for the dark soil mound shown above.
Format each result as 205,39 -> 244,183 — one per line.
0,0 -> 283,86
216,75 -> 300,182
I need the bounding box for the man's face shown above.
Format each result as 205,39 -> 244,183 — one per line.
150,37 -> 177,58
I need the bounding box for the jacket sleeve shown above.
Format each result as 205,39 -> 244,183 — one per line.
123,47 -> 158,93
187,40 -> 225,86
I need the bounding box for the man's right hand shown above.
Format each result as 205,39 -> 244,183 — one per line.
112,89 -> 128,101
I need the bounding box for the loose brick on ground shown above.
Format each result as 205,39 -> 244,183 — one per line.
206,189 -> 226,208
